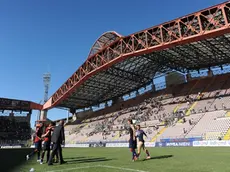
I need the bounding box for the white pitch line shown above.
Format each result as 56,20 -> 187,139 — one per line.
45,165 -> 96,172
45,164 -> 149,172
99,165 -> 149,172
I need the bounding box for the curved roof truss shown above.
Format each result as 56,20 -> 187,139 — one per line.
88,31 -> 122,58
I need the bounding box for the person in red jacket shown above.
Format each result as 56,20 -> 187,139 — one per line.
40,122 -> 55,164
26,123 -> 43,161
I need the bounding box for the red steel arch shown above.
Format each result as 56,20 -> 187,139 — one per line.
88,31 -> 122,58
43,1 -> 230,110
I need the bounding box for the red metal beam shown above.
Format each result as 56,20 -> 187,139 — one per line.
43,1 -> 230,110
30,102 -> 43,110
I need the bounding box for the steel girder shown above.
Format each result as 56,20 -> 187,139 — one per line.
0,98 -> 42,111
43,1 -> 230,110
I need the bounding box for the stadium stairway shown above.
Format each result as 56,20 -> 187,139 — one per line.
185,102 -> 198,116
177,119 -> 183,123
174,79 -> 201,115
78,123 -> 90,143
173,105 -> 180,113
223,112 -> 230,140
184,113 -> 206,137
226,112 -> 230,117
223,129 -> 230,140
185,77 -> 215,116
112,131 -> 121,141
151,127 -> 166,142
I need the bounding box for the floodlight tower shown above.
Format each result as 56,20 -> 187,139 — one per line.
40,73 -> 51,120
43,73 -> 51,103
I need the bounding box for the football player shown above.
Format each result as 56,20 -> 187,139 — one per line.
136,125 -> 151,160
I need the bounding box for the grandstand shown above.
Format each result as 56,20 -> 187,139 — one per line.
0,98 -> 42,147
61,72 -> 230,144
38,1 -> 230,146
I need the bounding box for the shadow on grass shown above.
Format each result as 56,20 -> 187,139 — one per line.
0,148 -> 34,172
66,157 -> 114,164
64,156 -> 86,160
143,155 -> 173,161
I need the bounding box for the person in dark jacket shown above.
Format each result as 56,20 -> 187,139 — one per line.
48,120 -> 65,165
128,119 -> 138,161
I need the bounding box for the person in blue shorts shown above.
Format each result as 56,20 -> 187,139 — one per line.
127,119 -> 138,161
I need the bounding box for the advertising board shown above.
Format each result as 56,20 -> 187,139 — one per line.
193,140 -> 230,147
106,142 -> 155,148
65,144 -> 89,148
0,145 -> 22,149
156,142 -> 193,147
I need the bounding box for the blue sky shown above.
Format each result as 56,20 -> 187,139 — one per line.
0,0 -> 225,125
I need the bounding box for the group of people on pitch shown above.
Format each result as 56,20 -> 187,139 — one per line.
26,118 -> 150,164
128,119 -> 151,161
26,120 -> 66,165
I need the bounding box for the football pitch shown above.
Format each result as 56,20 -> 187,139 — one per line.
12,147 -> 230,172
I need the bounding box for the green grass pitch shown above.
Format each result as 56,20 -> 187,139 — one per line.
12,147 -> 230,172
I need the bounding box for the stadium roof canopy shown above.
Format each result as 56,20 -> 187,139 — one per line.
44,1 -> 230,110
0,98 -> 42,112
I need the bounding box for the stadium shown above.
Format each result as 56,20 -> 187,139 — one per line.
2,1 -> 230,172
